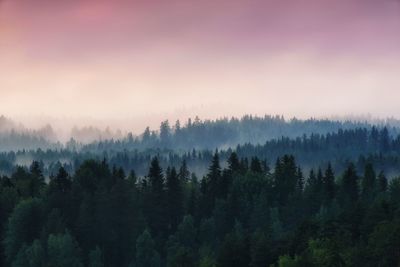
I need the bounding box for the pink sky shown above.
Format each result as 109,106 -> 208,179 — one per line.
0,0 -> 400,131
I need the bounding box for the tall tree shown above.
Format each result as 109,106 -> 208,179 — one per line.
134,229 -> 161,267
47,232 -> 83,267
147,157 -> 166,237
377,171 -> 388,193
340,164 -> 359,205
4,198 -> 44,264
323,163 -> 335,204
361,163 -> 376,203
166,167 -> 183,232
178,160 -> 190,182
89,246 -> 104,267
227,152 -> 241,173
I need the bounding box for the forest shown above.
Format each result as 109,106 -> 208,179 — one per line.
1,152 -> 400,266
0,117 -> 400,266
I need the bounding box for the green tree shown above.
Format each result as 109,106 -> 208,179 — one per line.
250,157 -> 263,174
250,231 -> 272,267
47,231 -> 83,267
89,246 -> 104,267
4,198 -> 44,263
377,171 -> 388,193
147,157 -> 166,236
134,229 -> 161,267
166,167 -> 183,232
217,222 -> 249,267
167,217 -> 197,267
340,164 -> 359,206
361,163 -> 376,203
178,160 -> 190,182
276,255 -> 302,267
323,163 -> 335,205
307,239 -> 344,267
227,152 -> 241,173
367,221 -> 400,267
11,240 -> 44,267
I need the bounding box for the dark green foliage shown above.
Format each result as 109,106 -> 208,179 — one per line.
340,164 -> 359,206
377,171 -> 388,193
47,232 -> 83,267
134,229 -> 161,267
166,216 -> 197,267
361,163 -> 376,203
323,164 -> 335,204
166,167 -> 184,232
228,152 -> 241,173
89,246 -> 104,267
0,149 -> 399,267
366,221 -> 400,266
146,157 -> 167,237
11,240 -> 44,267
217,222 -> 250,267
4,198 -> 44,264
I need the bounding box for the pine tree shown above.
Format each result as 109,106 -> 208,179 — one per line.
178,160 -> 190,182
4,198 -> 44,264
205,151 -> 221,208
228,152 -> 241,173
340,164 -> 359,205
166,167 -> 183,232
295,167 -> 304,193
47,231 -> 83,267
89,246 -> 104,267
147,157 -> 166,237
377,171 -> 388,193
250,157 -> 263,174
134,229 -> 161,267
323,163 -> 335,204
362,162 -> 376,203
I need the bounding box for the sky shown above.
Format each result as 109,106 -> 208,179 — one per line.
0,0 -> 400,132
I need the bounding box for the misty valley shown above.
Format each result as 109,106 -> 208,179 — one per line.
0,116 -> 399,266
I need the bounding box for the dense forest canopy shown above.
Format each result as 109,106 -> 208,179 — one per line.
1,115 -> 400,266
0,152 -> 399,266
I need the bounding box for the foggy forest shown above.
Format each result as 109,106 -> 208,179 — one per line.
1,0 -> 400,266
0,115 -> 400,266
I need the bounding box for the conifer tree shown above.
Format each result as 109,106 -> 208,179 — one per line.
362,162 -> 376,202
134,230 -> 161,267
147,157 -> 166,236
227,152 -> 241,173
166,167 -> 183,232
323,163 -> 335,204
377,171 -> 388,193
340,164 -> 359,205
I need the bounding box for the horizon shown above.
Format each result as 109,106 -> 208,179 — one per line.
1,112 -> 400,144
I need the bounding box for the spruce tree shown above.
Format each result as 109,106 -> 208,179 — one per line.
166,167 -> 183,232
362,163 -> 376,203
134,230 -> 161,267
147,157 -> 166,237
228,152 -> 241,173
377,171 -> 388,193
340,164 -> 359,205
323,163 -> 335,204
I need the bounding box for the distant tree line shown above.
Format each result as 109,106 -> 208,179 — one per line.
81,115 -> 397,151
1,126 -> 400,178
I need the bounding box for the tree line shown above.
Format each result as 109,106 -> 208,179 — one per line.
1,126 -> 400,178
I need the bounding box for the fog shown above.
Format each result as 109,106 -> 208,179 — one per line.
1,0 -> 400,130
